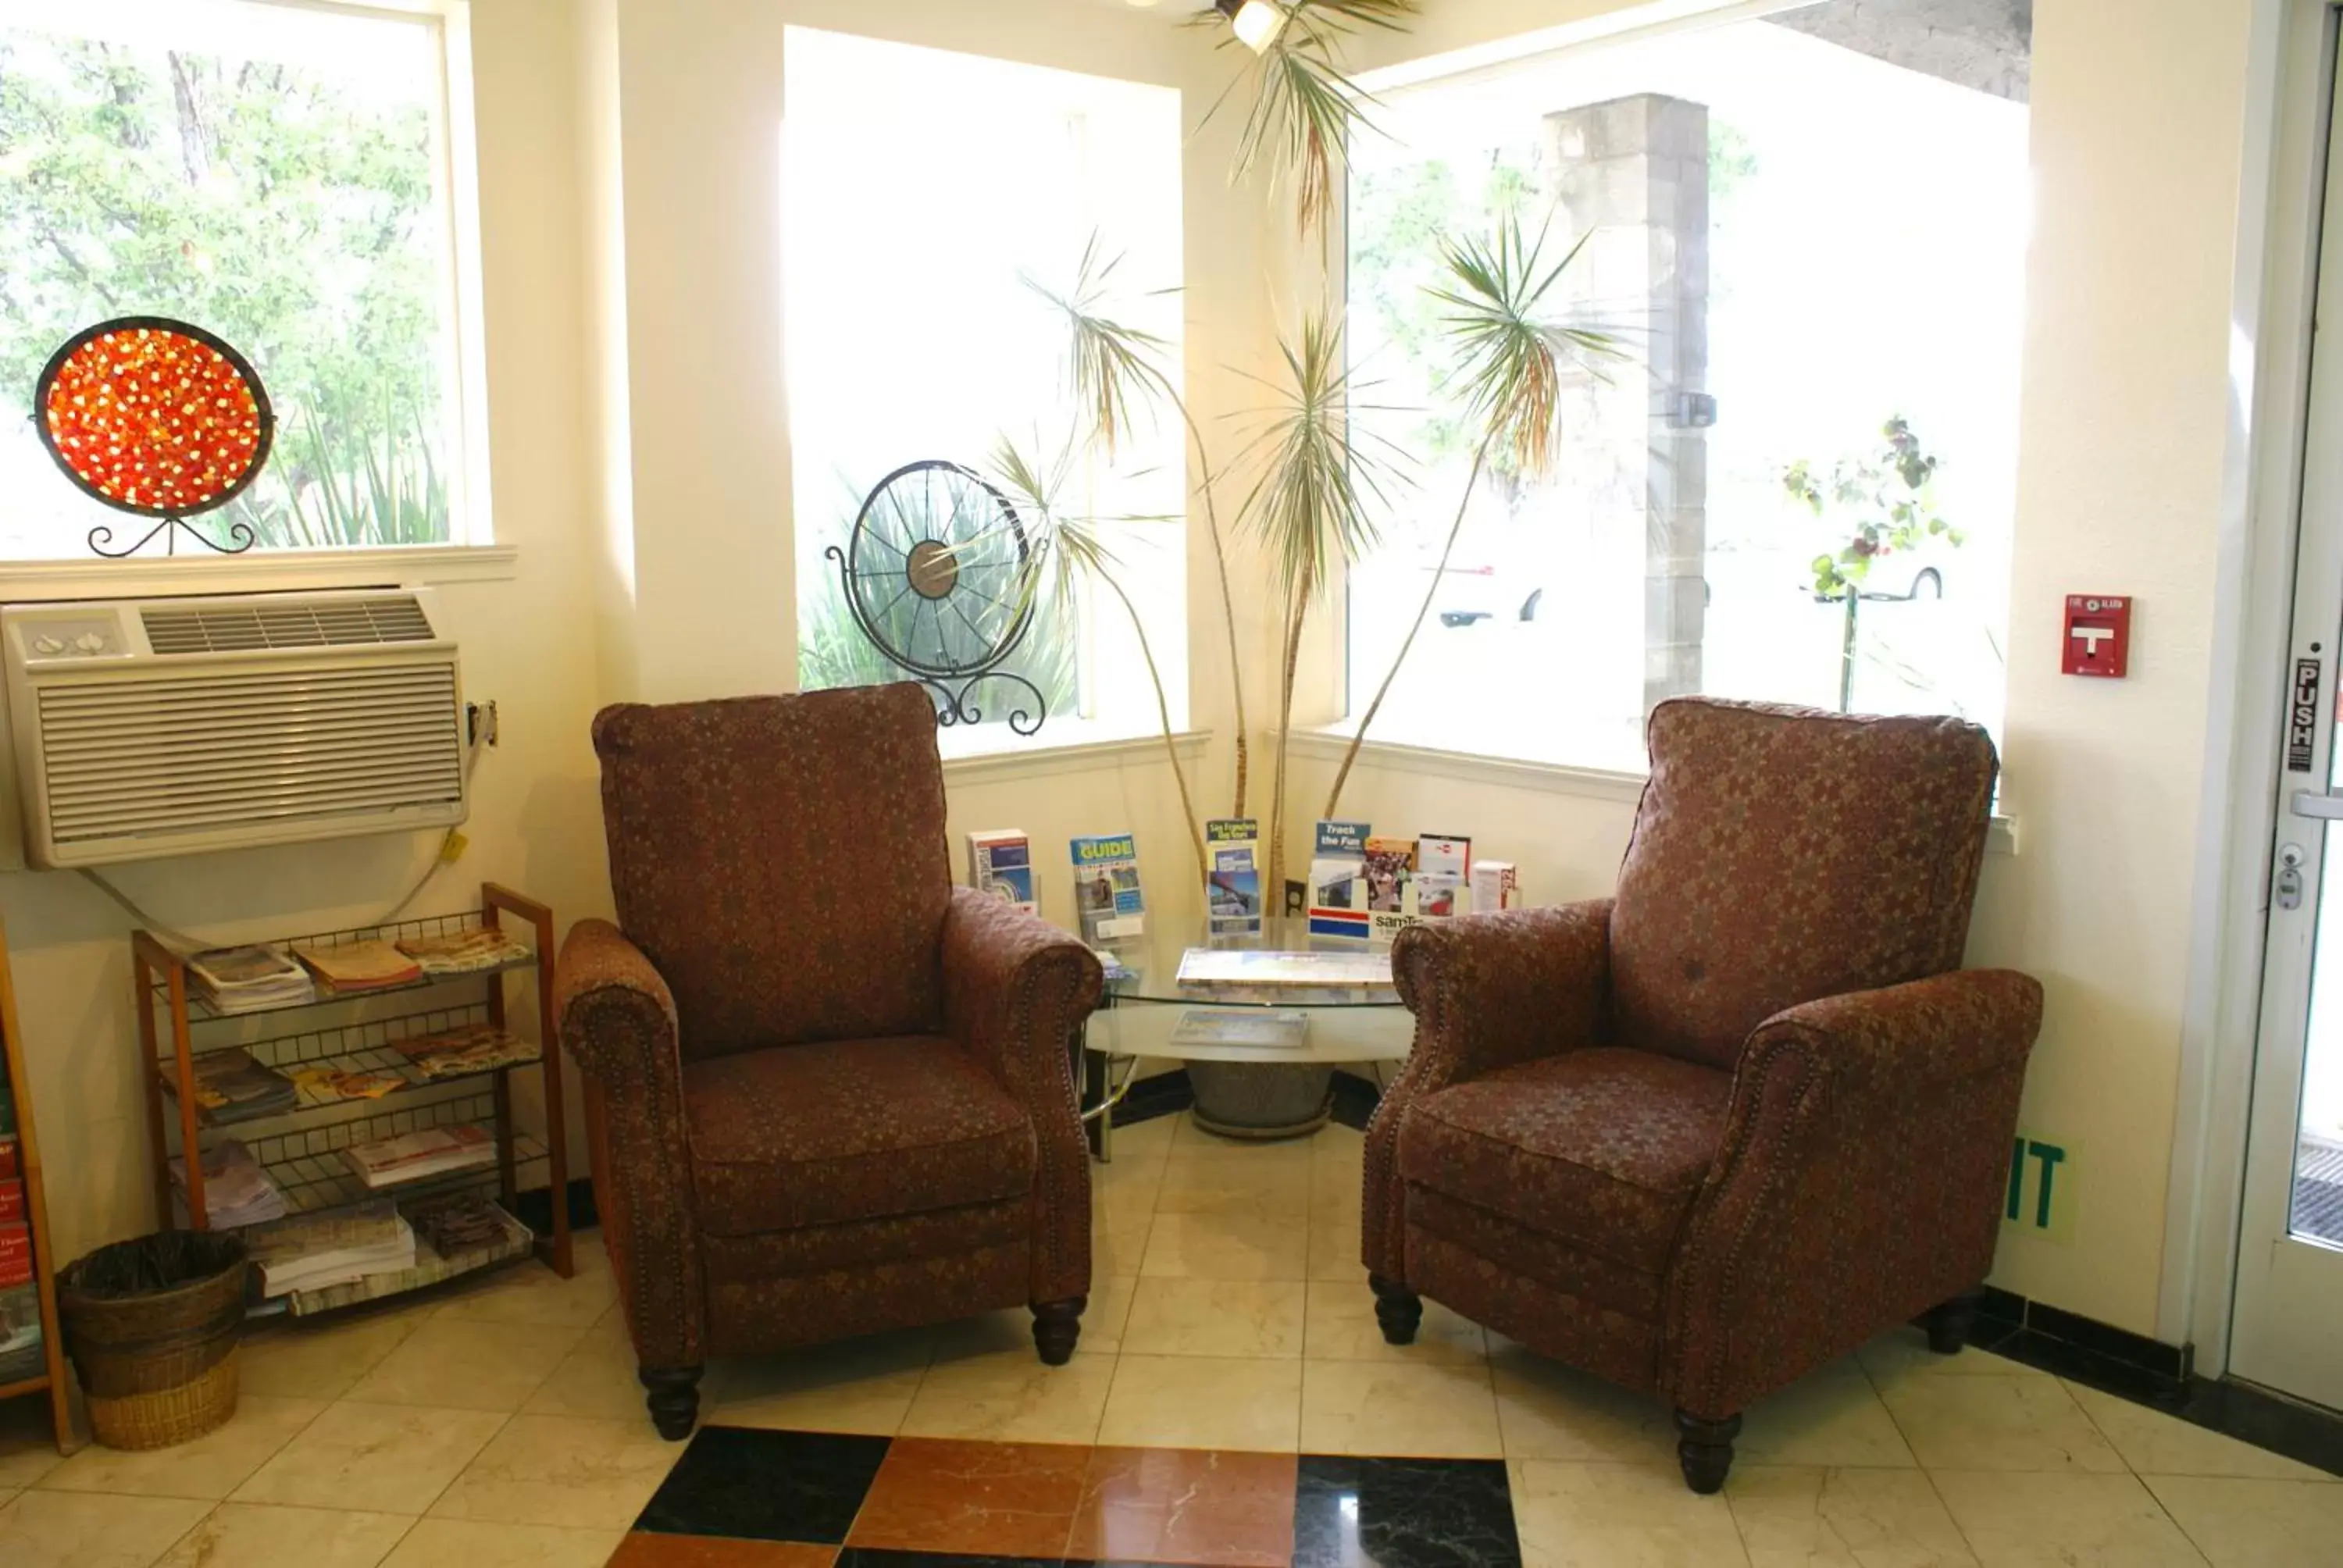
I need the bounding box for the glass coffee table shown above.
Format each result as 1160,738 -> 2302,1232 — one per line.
1082,918 -> 1413,1152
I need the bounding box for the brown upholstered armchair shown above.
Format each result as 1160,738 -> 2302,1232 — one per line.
556,686 -> 1103,1440
1364,698 -> 2042,1494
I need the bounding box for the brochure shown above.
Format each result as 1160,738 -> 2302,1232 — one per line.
1363,837 -> 1416,914
967,829 -> 1039,914
1071,833 -> 1147,944
1471,860 -> 1521,913
243,1200 -> 416,1297
1204,818 -> 1264,935
393,1024 -> 536,1081
1307,820 -> 1373,939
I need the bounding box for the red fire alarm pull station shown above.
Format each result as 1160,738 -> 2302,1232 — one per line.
2062,594 -> 2132,679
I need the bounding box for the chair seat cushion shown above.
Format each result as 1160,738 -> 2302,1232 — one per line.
683,1035 -> 1036,1236
1400,1046 -> 1732,1274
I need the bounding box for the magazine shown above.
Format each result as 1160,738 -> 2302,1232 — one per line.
1070,832 -> 1147,945
0,1281 -> 40,1384
187,1049 -> 298,1123
1204,818 -> 1263,936
242,1200 -> 416,1296
187,946 -> 315,1013
1175,947 -> 1393,990
392,1024 -> 536,1081
1307,820 -> 1373,939
341,1124 -> 497,1189
967,829 -> 1039,914
1169,1008 -> 1310,1051
405,1193 -> 516,1260
396,928 -> 532,975
294,939 -> 423,992
169,1139 -> 287,1228
287,1065 -> 406,1106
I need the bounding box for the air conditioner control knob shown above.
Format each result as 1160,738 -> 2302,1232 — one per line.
31,636 -> 63,656
73,633 -> 106,654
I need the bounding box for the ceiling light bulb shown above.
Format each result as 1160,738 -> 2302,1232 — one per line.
1230,1 -> 1287,53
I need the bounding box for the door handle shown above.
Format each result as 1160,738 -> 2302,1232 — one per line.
2291,790 -> 2343,820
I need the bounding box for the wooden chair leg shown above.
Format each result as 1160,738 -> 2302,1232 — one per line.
1924,1290 -> 1982,1355
640,1365 -> 703,1441
1675,1409 -> 1742,1495
1368,1274 -> 1423,1345
1032,1296 -> 1086,1365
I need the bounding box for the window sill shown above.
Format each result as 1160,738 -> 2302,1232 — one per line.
1293,725 -> 2018,855
0,543 -> 519,602
940,723 -> 1211,782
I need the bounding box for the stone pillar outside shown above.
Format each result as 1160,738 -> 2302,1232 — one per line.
1544,94 -> 1712,739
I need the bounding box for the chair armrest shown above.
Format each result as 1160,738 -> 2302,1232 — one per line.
554,919 -> 705,1370
1364,900 -> 1613,1281
1389,900 -> 1614,1084
555,919 -> 680,1085
1745,968 -> 2042,1096
1663,969 -> 2043,1418
940,887 -> 1104,1306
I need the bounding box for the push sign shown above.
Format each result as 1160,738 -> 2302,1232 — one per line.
2290,658 -> 2323,774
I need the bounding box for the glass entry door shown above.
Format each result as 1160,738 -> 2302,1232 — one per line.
2234,45 -> 2343,1409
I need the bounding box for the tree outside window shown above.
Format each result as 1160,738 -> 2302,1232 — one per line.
0,1 -> 460,556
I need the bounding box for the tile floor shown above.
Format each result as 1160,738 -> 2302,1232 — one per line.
0,1111 -> 2332,1566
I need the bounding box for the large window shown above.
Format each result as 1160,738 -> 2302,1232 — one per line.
784,28 -> 1185,749
0,0 -> 471,557
1345,5 -> 2028,769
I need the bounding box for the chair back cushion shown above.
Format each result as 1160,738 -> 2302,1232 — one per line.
1610,698 -> 1996,1070
593,684 -> 952,1060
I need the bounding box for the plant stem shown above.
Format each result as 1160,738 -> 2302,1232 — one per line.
1179,404 -> 1250,820
1100,572 -> 1209,886
1267,562 -> 1314,900
1839,590 -> 1859,714
1323,440 -> 1491,818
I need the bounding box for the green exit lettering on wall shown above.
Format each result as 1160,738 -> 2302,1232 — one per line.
2004,1130 -> 2077,1244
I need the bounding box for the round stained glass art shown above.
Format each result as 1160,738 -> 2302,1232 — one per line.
34,317 -> 274,519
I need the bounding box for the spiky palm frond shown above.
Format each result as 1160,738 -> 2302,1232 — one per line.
1427,216 -> 1621,480
1232,309 -> 1410,604
1200,2 -> 1423,235
1022,237 -> 1178,458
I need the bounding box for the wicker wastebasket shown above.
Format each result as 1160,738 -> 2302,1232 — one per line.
58,1230 -> 249,1450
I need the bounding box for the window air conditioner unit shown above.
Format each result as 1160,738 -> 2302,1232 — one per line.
0,590 -> 468,869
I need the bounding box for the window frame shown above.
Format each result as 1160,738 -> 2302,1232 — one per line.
0,0 -> 497,566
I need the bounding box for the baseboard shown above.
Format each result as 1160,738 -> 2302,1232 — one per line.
512,1177 -> 598,1236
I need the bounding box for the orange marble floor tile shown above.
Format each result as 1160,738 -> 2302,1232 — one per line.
608,1535 -> 840,1568
1068,1447 -> 1300,1568
844,1436 -> 1093,1557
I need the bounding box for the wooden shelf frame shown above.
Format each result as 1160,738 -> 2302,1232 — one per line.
0,912 -> 77,1453
133,881 -> 573,1291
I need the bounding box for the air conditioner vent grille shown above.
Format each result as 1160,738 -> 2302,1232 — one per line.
36,663 -> 462,844
141,596 -> 436,655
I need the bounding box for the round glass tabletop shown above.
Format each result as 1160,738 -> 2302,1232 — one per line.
1097,918 -> 1405,1010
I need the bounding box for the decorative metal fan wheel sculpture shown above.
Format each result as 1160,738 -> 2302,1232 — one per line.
826,459 -> 1050,735
34,317 -> 275,558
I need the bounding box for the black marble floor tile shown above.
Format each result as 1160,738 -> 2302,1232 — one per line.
637,1427 -> 894,1542
1292,1457 -> 1519,1568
